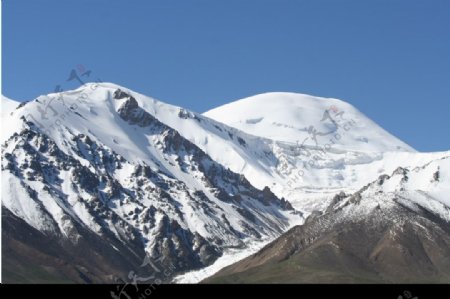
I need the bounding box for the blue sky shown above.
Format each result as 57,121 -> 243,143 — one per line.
2,0 -> 450,151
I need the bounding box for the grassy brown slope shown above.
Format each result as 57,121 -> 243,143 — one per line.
205,202 -> 450,283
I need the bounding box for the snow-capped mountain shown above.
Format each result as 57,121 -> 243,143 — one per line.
1,85 -> 299,283
206,156 -> 450,283
2,83 -> 449,283
203,92 -> 414,152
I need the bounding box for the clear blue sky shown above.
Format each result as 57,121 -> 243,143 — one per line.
2,0 -> 450,151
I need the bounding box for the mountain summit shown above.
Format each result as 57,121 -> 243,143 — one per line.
204,92 -> 415,152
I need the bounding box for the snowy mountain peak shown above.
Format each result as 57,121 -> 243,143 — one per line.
203,92 -> 415,153
2,83 -> 304,282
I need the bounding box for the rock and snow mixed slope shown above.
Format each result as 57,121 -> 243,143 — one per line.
1,84 -> 299,283
206,156 -> 450,283
203,92 -> 449,213
89,87 -> 444,215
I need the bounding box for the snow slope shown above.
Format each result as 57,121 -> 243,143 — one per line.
1,96 -> 21,140
1,96 -> 20,115
329,156 -> 450,223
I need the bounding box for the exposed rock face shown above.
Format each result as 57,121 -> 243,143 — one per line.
113,88 -> 132,100
117,96 -> 159,127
